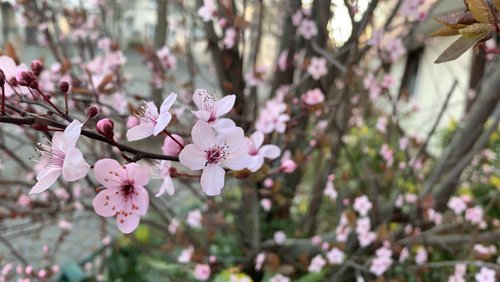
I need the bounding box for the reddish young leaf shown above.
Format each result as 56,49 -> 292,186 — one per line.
465,0 -> 494,23
434,35 -> 485,63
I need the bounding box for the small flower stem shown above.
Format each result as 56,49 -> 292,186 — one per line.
64,91 -> 68,115
34,87 -> 65,116
163,129 -> 185,149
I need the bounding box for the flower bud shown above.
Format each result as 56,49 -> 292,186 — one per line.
96,118 -> 115,140
31,60 -> 43,76
280,159 -> 298,173
59,81 -> 70,92
0,69 -> 5,87
86,106 -> 99,118
161,134 -> 184,157
17,71 -> 37,88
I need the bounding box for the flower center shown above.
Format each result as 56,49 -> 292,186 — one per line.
135,102 -> 158,124
34,140 -> 65,167
201,94 -> 217,121
206,144 -> 229,164
121,182 -> 135,197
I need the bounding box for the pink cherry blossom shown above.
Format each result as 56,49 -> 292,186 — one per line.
376,116 -> 387,133
324,180 -> 337,201
30,120 -> 90,194
326,247 -> 345,264
465,206 -> 484,224
17,194 -> 31,207
255,252 -> 266,271
0,55 -> 28,97
415,247 -> 428,264
291,10 -> 303,26
356,217 -> 371,235
245,66 -> 266,87
152,160 -> 175,197
192,89 -> 236,130
277,49 -> 289,71
380,144 -> 394,167
358,231 -> 376,247
308,254 -> 326,273
399,247 -> 409,263
302,88 -> 325,106
353,195 -> 373,216
370,245 -> 393,277
168,218 -> 179,234
255,99 -> 290,134
475,267 -> 495,282
162,134 -> 184,157
179,121 -> 250,196
246,131 -> 281,172
381,74 -> 395,89
156,46 -> 177,70
178,246 -> 194,263
260,198 -> 272,211
194,264 -> 211,281
269,274 -> 290,282
198,0 -> 217,22
298,19 -> 318,40
274,231 -> 287,245
224,28 -> 237,49
447,196 -> 467,215
187,209 -> 203,228
307,57 -> 327,80
127,92 -> 177,141
92,159 -> 150,234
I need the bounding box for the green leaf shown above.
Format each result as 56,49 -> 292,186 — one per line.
434,35 -> 484,64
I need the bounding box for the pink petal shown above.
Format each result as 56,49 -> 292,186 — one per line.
51,132 -> 68,152
94,158 -> 126,188
192,110 -> 211,122
126,122 -> 155,141
200,164 -> 225,196
221,149 -> 250,170
135,186 -> 149,215
247,156 -> 265,172
212,118 -> 236,131
159,92 -> 177,114
153,112 -> 172,136
179,144 -> 207,170
62,147 -> 90,181
259,145 -> 281,159
250,131 -> 264,149
156,176 -> 175,197
92,189 -> 118,217
215,95 -> 235,117
125,162 -> 150,186
193,89 -> 210,110
116,213 -> 140,234
216,126 -> 246,152
62,120 -> 83,148
30,166 -> 61,194
192,121 -> 216,149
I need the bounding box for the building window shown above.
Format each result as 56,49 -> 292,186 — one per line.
398,47 -> 423,101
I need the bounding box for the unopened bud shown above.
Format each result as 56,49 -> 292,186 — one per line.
280,159 -> 298,173
59,81 -> 70,93
161,134 -> 184,157
31,60 -> 43,76
96,118 -> 114,140
86,106 -> 99,118
16,71 -> 37,88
